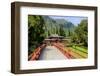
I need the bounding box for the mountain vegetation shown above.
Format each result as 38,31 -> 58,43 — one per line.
28,15 -> 88,54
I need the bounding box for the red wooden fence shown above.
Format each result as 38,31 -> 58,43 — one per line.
53,43 -> 75,59
28,44 -> 46,61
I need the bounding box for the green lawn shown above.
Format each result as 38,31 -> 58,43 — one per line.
72,46 -> 88,54
69,46 -> 88,58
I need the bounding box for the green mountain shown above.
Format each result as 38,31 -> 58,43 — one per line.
43,16 -> 75,37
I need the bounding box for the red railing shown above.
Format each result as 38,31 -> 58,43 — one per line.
53,43 -> 75,59
28,44 -> 46,61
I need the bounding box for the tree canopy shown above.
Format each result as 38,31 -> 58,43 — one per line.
28,15 -> 45,54
71,19 -> 88,46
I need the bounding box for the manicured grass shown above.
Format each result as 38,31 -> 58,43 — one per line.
72,46 -> 88,54
69,46 -> 88,58
62,42 -> 88,58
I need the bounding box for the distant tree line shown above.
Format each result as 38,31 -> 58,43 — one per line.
43,16 -> 75,38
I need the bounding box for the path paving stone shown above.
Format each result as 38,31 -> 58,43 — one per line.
39,46 -> 67,60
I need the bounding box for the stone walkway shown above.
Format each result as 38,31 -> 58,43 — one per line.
39,46 -> 67,60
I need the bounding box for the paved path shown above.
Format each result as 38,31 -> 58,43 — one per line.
39,46 -> 67,60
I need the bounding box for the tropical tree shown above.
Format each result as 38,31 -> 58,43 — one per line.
71,19 -> 88,46
28,15 -> 45,54
59,24 -> 66,37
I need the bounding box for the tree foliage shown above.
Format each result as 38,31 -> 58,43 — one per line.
71,19 -> 88,46
43,16 -> 75,37
28,15 -> 88,55
59,24 -> 66,37
28,15 -> 45,54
